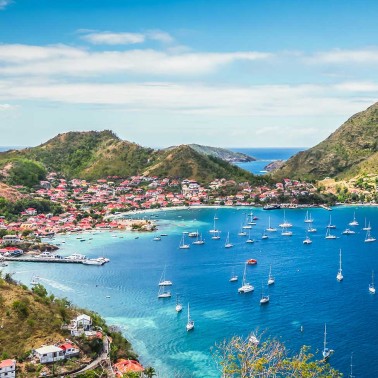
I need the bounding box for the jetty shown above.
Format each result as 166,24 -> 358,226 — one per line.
3,256 -> 85,264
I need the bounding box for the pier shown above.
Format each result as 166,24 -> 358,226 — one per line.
2,257 -> 84,264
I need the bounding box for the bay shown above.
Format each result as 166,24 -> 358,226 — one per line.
3,206 -> 378,377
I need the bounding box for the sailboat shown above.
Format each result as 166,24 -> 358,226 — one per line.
238,224 -> 247,236
238,263 -> 254,293
246,230 -> 254,243
322,324 -> 334,360
211,230 -> 221,240
229,268 -> 238,282
281,226 -> 293,236
363,219 -> 371,231
158,284 -> 171,298
349,211 -> 359,226
260,283 -> 269,304
327,215 -> 336,229
159,266 -> 173,286
336,249 -> 343,281
266,216 -> 277,232
179,233 -> 190,249
307,222 -> 317,233
303,235 -> 312,244
325,228 -> 336,239
30,274 -> 40,286
224,232 -> 233,248
279,210 -> 292,228
261,231 -> 268,239
268,266 -> 275,285
349,353 -> 355,378
304,210 -> 313,223
175,294 -> 183,312
209,216 -> 219,234
186,303 -> 194,331
192,233 -> 205,245
369,270 -> 376,294
242,215 -> 252,229
342,228 -> 355,235
365,228 -> 376,243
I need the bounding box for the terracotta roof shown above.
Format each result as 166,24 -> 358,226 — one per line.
114,359 -> 144,374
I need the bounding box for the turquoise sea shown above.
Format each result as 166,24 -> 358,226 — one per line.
3,206 -> 378,377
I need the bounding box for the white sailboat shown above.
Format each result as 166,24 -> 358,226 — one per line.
179,233 -> 190,249
159,266 -> 173,286
336,249 -> 343,282
238,224 -> 247,236
369,270 -> 376,294
342,228 -> 355,235
186,303 -> 194,331
279,210 -> 292,228
192,233 -> 205,245
30,274 -> 40,285
158,285 -> 171,298
260,283 -> 269,304
242,215 -> 252,229
153,235 -> 161,241
225,232 -> 233,248
175,294 -> 183,312
238,263 -> 254,293
325,228 -> 336,239
209,216 -> 219,234
363,219 -> 371,231
307,222 -> 317,233
261,231 -> 268,239
303,235 -> 312,244
229,267 -> 238,282
322,324 -> 334,360
281,226 -> 293,236
304,210 -> 313,223
365,228 -> 376,243
349,353 -> 355,378
349,211 -> 359,226
266,216 -> 277,232
246,230 -> 254,243
268,265 -> 275,285
327,215 -> 336,229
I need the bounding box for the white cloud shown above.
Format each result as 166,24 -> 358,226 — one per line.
307,47 -> 378,64
81,32 -> 145,45
79,30 -> 174,45
0,44 -> 272,76
0,0 -> 12,10
0,103 -> 17,111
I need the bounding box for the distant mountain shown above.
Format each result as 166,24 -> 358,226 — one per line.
273,102 -> 378,180
0,131 -> 265,185
187,144 -> 255,162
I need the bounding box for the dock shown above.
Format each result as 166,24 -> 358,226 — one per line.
3,257 -> 84,264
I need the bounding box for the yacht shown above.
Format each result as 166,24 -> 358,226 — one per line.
238,263 -> 254,293
159,266 -> 173,286
307,222 -> 317,233
246,230 -> 254,243
325,228 -> 336,239
266,217 -> 277,232
186,303 -> 195,331
211,230 -> 221,240
224,232 -> 233,248
82,258 -> 105,265
326,215 -> 336,229
188,231 -> 199,238
175,295 -> 183,312
362,219 -> 371,231
322,324 -> 334,360
153,236 -> 161,241
336,249 -> 343,281
267,266 -> 275,285
369,270 -> 376,294
349,212 -> 359,226
229,268 -> 238,282
260,284 -> 270,304
179,233 -> 190,249
365,229 -> 376,243
261,231 -> 268,239
158,284 -> 171,298
192,233 -> 205,245
66,253 -> 87,261
209,216 -> 220,234
279,211 -> 292,228
303,235 -> 312,244
281,227 -> 293,236
342,228 -> 355,235
304,210 -> 313,223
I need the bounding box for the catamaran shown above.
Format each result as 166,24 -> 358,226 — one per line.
336,249 -> 343,281
365,228 -> 376,243
349,211 -> 359,226
279,210 -> 292,228
322,324 -> 334,360
268,265 -> 275,285
175,294 -> 183,312
325,228 -> 336,239
303,235 -> 312,244
159,266 -> 172,286
369,270 -> 376,294
225,232 -> 233,248
266,216 -> 277,232
238,263 -> 254,293
304,210 -> 313,223
186,303 -> 194,331
179,233 -> 190,249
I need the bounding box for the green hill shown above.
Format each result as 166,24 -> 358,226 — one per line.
187,144 -> 255,162
273,102 -> 378,180
0,131 -> 265,185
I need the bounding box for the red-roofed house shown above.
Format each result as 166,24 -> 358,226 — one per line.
113,359 -> 144,377
0,359 -> 16,378
59,343 -> 80,358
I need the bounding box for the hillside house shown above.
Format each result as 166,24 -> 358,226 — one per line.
0,359 -> 16,378
59,343 -> 80,358
2,235 -> 20,245
34,345 -> 65,364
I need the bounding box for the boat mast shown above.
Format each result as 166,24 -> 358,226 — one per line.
323,324 -> 327,353
349,353 -> 354,378
339,250 -> 342,273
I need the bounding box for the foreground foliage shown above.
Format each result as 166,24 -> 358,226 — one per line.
213,333 -> 342,377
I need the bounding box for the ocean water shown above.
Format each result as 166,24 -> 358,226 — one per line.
230,147 -> 306,174
4,206 -> 378,377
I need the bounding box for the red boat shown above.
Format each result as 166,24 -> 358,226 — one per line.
247,259 -> 257,265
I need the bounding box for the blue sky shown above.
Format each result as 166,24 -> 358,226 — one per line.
0,0 -> 377,147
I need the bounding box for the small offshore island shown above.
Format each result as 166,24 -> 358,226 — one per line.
2,102 -> 378,376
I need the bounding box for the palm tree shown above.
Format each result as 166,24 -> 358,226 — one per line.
144,366 -> 156,378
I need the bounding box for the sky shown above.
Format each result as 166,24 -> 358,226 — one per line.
0,0 -> 377,148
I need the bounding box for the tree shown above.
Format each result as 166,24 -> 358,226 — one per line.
144,366 -> 156,378
212,332 -> 342,377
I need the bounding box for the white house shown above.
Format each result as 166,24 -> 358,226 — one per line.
0,359 -> 16,378
70,314 -> 92,336
59,343 -> 80,358
2,235 -> 20,245
35,345 -> 65,364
